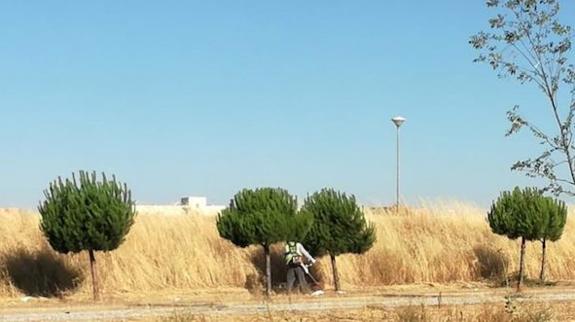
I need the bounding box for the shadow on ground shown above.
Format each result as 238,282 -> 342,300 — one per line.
473,245 -> 509,281
2,246 -> 84,297
247,245 -> 287,294
472,245 -> 556,288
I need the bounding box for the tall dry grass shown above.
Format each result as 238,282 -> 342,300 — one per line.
0,202 -> 574,298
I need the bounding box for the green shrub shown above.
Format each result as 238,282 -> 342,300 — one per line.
217,187 -> 311,296
38,171 -> 135,300
301,188 -> 375,291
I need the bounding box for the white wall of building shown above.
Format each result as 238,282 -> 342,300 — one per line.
136,196 -> 225,216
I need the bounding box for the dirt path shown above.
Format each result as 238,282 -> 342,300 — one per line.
2,289 -> 575,321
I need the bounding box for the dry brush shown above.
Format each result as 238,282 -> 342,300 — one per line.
0,202 -> 574,298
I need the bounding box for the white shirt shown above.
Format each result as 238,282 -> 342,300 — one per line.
294,242 -> 315,263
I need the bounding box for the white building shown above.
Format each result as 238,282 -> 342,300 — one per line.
180,196 -> 225,214
135,196 -> 225,216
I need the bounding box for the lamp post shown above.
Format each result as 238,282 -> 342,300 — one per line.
391,116 -> 406,214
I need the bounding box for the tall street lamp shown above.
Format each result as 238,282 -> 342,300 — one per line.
391,116 -> 406,214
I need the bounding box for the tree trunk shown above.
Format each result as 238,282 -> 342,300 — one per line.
540,238 -> 547,282
517,237 -> 526,292
264,244 -> 271,297
89,249 -> 100,301
330,253 -> 341,292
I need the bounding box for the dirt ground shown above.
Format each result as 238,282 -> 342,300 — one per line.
2,284 -> 575,321
148,302 -> 575,322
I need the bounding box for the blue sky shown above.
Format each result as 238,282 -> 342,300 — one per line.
1,1 -> 574,209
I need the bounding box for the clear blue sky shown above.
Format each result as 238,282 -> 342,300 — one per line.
1,1 -> 574,209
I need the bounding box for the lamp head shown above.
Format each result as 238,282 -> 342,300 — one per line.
391,116 -> 406,128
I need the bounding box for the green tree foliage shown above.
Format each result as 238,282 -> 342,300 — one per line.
488,187 -> 545,240
538,196 -> 567,281
487,187 -> 565,290
470,0 -> 575,196
38,171 -> 136,300
217,187 -> 311,296
301,188 -> 375,291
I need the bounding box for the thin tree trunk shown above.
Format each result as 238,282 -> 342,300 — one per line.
540,238 -> 547,282
517,237 -> 526,292
89,249 -> 100,301
264,244 -> 271,297
330,253 -> 341,292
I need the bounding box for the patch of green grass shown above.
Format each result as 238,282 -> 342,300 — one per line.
156,310 -> 208,322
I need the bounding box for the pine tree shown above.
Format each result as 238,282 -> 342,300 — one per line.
217,187 -> 310,297
38,171 -> 136,301
538,196 -> 567,282
301,188 -> 375,291
488,187 -> 546,291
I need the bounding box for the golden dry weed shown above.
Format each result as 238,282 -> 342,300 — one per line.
0,201 -> 574,298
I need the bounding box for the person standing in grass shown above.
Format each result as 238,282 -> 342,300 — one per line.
284,241 -> 316,294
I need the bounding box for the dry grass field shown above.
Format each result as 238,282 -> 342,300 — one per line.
154,302 -> 575,322
0,201 -> 574,299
